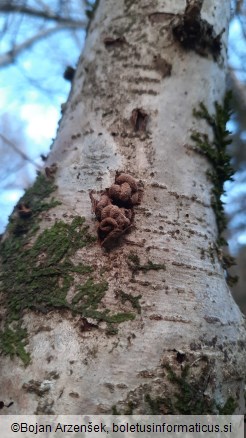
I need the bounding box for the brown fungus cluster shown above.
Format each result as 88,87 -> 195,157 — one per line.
90,173 -> 142,249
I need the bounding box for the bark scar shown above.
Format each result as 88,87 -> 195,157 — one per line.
172,0 -> 224,61
130,109 -> 148,132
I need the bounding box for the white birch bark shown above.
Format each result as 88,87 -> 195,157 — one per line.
0,0 -> 245,414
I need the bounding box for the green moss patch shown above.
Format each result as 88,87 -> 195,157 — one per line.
127,252 -> 166,274
111,356 -> 238,414
8,173 -> 61,237
218,396 -> 237,415
144,363 -> 214,414
161,364 -> 214,414
72,279 -> 135,325
117,290 -> 142,314
0,215 -> 136,363
145,364 -> 237,415
1,217 -> 95,321
191,93 -> 238,285
0,215 -> 96,364
0,325 -> 30,366
0,174 -> 137,364
191,93 -> 234,243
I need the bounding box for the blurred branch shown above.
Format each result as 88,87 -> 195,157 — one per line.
228,67 -> 246,111
0,23 -> 85,68
0,133 -> 42,170
16,62 -> 64,97
0,2 -> 86,26
238,14 -> 246,42
0,161 -> 30,186
235,0 -> 244,14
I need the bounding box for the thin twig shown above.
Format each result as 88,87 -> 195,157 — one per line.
0,133 -> 42,170
0,2 -> 86,26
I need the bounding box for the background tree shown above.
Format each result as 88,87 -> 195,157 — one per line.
0,0 -> 245,415
226,0 -> 246,313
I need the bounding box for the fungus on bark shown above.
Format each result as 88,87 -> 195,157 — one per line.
45,163 -> 57,179
90,173 -> 143,249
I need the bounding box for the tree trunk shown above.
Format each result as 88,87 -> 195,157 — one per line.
0,0 -> 245,415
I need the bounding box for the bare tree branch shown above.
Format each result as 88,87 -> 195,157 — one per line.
228,67 -> 246,111
0,2 -> 86,26
0,161 -> 31,186
0,23 -> 85,68
236,0 -> 244,14
0,133 -> 42,170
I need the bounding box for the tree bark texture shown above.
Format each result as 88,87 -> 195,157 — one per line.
0,0 -> 245,415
